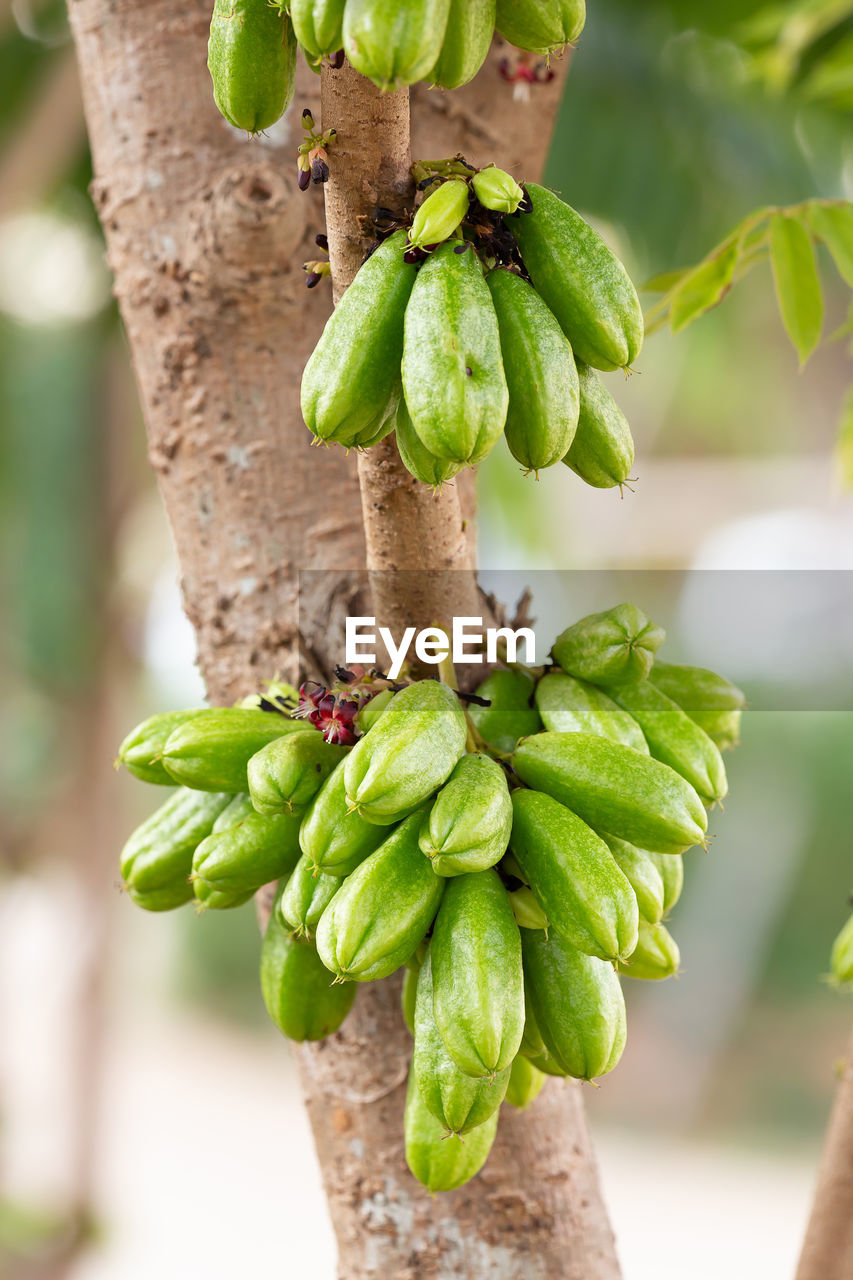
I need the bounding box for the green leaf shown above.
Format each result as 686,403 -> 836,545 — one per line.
769,212 -> 823,365
669,240 -> 741,333
834,384 -> 853,490
808,201 -> 853,288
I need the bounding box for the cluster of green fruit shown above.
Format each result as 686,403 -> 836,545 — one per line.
303,166 -> 643,489
116,602 -> 743,1193
207,0 -> 585,134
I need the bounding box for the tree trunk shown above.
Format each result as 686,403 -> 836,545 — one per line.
796,1029 -> 853,1280
67,4 -> 620,1275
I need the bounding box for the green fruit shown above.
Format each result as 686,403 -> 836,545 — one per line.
315,813 -> 444,981
405,1065 -> 499,1193
509,789 -> 638,961
563,360 -> 634,489
161,708 -> 308,793
486,268 -> 579,472
120,789 -> 233,912
117,710 -> 201,785
522,928 -> 627,1080
301,231 -> 417,447
472,164 -> 524,215
409,179 -> 471,250
468,668 -> 541,754
612,681 -> 728,805
508,183 -> 643,371
525,1051 -> 569,1078
289,0 -> 344,62
512,732 -> 707,855
356,689 -> 395,735
261,886 -> 356,1040
504,1054 -> 546,1109
343,0 -> 452,90
402,958 -> 421,1034
344,680 -> 467,825
208,0 -> 297,133
519,987 -> 547,1059
418,753 -> 512,876
299,757 -> 394,875
393,396 -> 462,490
279,851 -> 343,939
603,835 -> 665,925
693,709 -> 742,753
830,912 -> 853,989
647,851 -> 684,916
247,730 -> 349,815
508,886 -> 549,931
617,919 -> 680,981
650,661 -> 745,751
192,795 -> 302,909
551,603 -> 665,688
534,671 -> 648,753
430,869 -> 524,1077
495,0 -> 585,52
414,950 -> 509,1135
402,240 -> 508,464
429,0 -> 495,89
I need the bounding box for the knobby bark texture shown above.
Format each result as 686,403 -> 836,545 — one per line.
67,3 -> 620,1274
796,1029 -> 853,1280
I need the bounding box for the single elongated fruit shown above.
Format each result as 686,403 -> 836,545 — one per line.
120,789 -> 232,911
613,681 -> 728,805
648,851 -> 684,916
343,0 -> 452,90
405,1066 -> 499,1193
472,165 -> 524,215
552,603 -> 665,688
402,958 -> 421,1034
618,920 -> 680,981
192,796 -> 302,908
247,731 -> 349,815
496,0 -> 585,52
408,179 -> 470,250
486,268 -> 579,472
261,887 -> 356,1040
315,813 -> 444,981
414,951 -> 509,1134
428,0 -> 494,89
650,661 -> 745,750
344,680 -> 466,824
509,789 -> 638,961
430,870 -> 524,1077
535,671 -> 648,753
117,710 -> 200,785
394,397 -> 462,490
356,689 -> 395,735
418,753 -> 512,876
508,183 -> 643,371
289,0 -> 344,62
508,886 -> 549,931
208,0 -> 297,133
299,758 -> 392,875
402,240 -> 508,464
563,361 -> 634,489
302,231 -> 417,447
519,982 -> 546,1059
522,928 -> 627,1079
830,912 -> 853,988
513,732 -> 707,854
603,835 -> 665,925
468,669 -> 541,754
279,852 -> 343,939
161,708 -> 308,793
505,1055 -> 546,1109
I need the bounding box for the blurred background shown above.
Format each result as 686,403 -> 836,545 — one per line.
2,0 -> 853,1276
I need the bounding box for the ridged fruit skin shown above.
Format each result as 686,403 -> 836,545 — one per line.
508,182 -> 643,371
428,0 -> 495,89
120,789 -> 233,911
508,788 -> 638,961
504,1055 -> 546,1109
612,681 -> 728,805
261,885 -> 356,1040
161,707 -> 309,794
117,710 -> 200,785
402,240 -> 508,464
279,851 -> 343,939
299,757 -> 394,876
344,680 -> 467,825
648,850 -> 684,916
343,0 -> 452,90
393,396 -> 462,489
207,0 -> 297,133
301,231 -> 417,447
650,661 -> 745,751
408,179 -> 471,250
418,753 -> 512,876
563,360 -> 635,489
289,0 -> 345,62
522,927 -> 627,1080
535,671 -> 648,753
603,835 -> 665,925
551,603 -> 665,688
191,794 -> 302,909
247,730 -> 349,815
617,919 -> 681,981
404,1066 -> 499,1193
429,869 -> 525,1077
486,268 -> 579,472
495,0 -> 586,53
315,813 -> 444,981
508,885 -> 549,931
467,669 -> 541,754
512,731 -> 707,855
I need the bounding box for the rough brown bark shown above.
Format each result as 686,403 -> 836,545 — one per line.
67,5 -> 619,1275
796,1029 -> 853,1280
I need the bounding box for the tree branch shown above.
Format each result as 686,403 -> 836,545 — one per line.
796,1028 -> 853,1280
